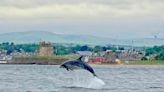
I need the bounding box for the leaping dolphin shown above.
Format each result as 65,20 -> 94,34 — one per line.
60,56 -> 97,77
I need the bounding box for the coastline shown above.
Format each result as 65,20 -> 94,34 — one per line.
90,64 -> 164,68
2,56 -> 164,66
1,63 -> 164,68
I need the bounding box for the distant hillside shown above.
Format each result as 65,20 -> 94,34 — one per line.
0,31 -> 112,45
0,31 -> 163,46
129,38 -> 164,46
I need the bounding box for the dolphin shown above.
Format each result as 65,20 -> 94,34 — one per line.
60,56 -> 97,77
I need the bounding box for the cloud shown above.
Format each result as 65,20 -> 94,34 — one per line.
0,0 -> 164,20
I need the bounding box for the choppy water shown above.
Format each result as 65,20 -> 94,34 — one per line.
0,65 -> 164,92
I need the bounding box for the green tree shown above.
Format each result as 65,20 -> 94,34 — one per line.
156,52 -> 164,60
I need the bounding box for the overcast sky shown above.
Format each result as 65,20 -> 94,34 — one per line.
0,0 -> 163,39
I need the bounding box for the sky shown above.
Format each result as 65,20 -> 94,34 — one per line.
0,0 -> 164,39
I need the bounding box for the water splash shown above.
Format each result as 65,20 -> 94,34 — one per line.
87,77 -> 105,89
70,70 -> 105,89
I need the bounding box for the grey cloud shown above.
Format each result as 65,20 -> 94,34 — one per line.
0,0 -> 163,39
0,0 -> 164,7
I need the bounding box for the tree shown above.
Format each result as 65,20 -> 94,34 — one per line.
102,46 -> 107,51
93,45 -> 103,52
73,45 -> 81,51
156,52 -> 164,60
118,47 -> 124,50
80,45 -> 89,51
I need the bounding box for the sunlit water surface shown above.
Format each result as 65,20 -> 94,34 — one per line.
0,65 -> 164,92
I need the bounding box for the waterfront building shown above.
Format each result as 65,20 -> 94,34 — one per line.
38,41 -> 54,56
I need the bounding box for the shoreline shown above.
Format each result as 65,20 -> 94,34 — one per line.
90,64 -> 164,68
0,63 -> 164,67
1,63 -> 164,69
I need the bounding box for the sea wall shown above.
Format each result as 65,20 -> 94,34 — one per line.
8,56 -> 68,65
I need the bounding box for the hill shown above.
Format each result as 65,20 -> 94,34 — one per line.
0,31 -> 163,46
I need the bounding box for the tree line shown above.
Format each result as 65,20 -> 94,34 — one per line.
0,42 -> 117,55
145,45 -> 164,60
0,42 -> 163,60
0,42 -> 39,55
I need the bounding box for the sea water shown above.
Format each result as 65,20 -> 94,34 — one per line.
0,65 -> 164,92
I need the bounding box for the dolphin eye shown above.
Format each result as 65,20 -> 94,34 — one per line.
62,65 -> 66,68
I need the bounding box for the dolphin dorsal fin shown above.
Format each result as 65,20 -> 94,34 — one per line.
77,56 -> 83,61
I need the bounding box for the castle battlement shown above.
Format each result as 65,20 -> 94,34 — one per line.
38,41 -> 54,56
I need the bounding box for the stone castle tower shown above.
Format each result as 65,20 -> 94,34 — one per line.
38,41 -> 54,56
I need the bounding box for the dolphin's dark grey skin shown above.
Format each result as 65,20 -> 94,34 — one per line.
60,56 -> 97,77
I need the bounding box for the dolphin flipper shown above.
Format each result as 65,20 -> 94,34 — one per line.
83,63 -> 97,77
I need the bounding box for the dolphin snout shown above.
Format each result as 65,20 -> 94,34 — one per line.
60,65 -> 64,68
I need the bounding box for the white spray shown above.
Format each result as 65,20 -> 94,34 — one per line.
71,70 -> 105,89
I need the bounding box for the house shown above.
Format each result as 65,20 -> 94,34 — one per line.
76,51 -> 93,56
89,57 -> 105,64
0,55 -> 12,64
103,49 -> 144,63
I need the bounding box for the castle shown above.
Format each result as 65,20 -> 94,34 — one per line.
38,41 -> 54,56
